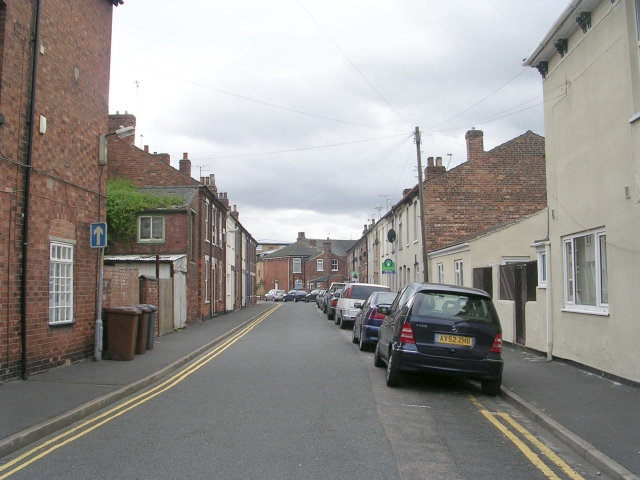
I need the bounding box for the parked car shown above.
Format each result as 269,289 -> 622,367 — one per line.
326,289 -> 342,320
283,290 -> 308,302
335,283 -> 391,330
374,283 -> 503,395
322,282 -> 346,313
304,289 -> 320,302
273,290 -> 286,302
315,290 -> 327,308
352,291 -> 398,351
264,289 -> 277,301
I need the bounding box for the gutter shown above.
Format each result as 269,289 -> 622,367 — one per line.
20,0 -> 42,380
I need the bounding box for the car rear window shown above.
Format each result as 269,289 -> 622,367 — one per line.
350,285 -> 390,300
411,291 -> 499,325
375,292 -> 397,305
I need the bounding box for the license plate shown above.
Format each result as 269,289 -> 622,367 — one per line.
436,333 -> 473,347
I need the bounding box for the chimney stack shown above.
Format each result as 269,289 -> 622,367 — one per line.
465,128 -> 484,162
179,152 -> 191,178
297,232 -> 306,241
426,155 -> 446,179
144,145 -> 149,153
323,238 -> 332,253
310,239 -> 317,247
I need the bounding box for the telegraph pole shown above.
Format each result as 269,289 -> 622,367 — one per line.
415,127 -> 429,282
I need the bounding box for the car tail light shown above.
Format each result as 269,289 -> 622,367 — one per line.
370,308 -> 386,320
331,298 -> 338,307
490,333 -> 502,353
399,321 -> 415,344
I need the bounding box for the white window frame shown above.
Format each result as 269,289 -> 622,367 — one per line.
332,259 -> 339,271
293,258 -> 302,273
537,250 -> 547,288
454,260 -> 463,286
562,229 -> 608,314
437,263 -> 444,284
138,215 -> 165,243
205,257 -> 211,303
398,219 -> 403,250
49,242 -> 74,325
413,202 -> 419,243
205,199 -> 210,242
317,259 -> 324,271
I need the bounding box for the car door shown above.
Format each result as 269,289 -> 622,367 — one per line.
378,285 -> 415,360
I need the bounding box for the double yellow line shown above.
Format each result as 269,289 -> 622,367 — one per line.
0,305 -> 280,479
470,395 -> 584,480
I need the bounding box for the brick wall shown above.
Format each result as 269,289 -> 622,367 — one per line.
0,0 -> 115,381
424,130 -> 546,252
103,266 -> 139,307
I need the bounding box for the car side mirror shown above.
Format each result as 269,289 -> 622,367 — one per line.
354,302 -> 362,309
377,306 -> 390,315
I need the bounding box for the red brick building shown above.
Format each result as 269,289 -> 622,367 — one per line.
105,114 -> 231,324
262,233 -> 355,292
424,129 -> 547,252
0,0 -> 122,381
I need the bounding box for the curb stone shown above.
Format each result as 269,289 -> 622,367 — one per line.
499,386 -> 640,480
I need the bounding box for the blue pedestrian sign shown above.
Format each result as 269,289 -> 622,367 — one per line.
90,222 -> 107,248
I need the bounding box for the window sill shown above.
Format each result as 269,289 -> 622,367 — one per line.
561,308 -> 609,317
628,111 -> 640,124
49,320 -> 75,327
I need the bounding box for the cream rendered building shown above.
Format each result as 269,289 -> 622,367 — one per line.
524,0 -> 640,382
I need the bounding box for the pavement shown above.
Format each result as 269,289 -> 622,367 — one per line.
0,304 -> 638,480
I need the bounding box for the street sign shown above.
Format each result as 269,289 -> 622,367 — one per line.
90,222 -> 107,248
382,259 -> 395,275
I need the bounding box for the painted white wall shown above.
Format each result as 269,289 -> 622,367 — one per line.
537,0 -> 640,381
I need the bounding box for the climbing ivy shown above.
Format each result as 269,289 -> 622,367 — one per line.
106,178 -> 183,245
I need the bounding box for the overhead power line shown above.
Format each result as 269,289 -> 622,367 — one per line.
192,133 -> 411,161
297,0 -> 412,129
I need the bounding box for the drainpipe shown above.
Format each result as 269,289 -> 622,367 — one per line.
20,0 -> 43,380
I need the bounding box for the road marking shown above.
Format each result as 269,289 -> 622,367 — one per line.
471,395 -> 584,480
0,305 -> 280,479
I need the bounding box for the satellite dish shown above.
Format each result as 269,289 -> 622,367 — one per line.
387,229 -> 396,243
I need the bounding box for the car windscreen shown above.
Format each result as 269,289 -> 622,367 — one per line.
351,285 -> 390,300
375,292 -> 397,305
410,291 -> 499,325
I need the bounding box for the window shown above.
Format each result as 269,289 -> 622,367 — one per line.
205,258 -> 210,303
49,242 -> 74,324
413,202 -> 419,242
406,210 -> 410,246
537,250 -> 547,288
293,258 -> 302,273
398,219 -> 403,249
205,199 -> 210,242
437,263 -> 444,284
332,259 -> 338,271
563,230 -> 608,313
317,259 -> 324,271
138,216 -> 164,242
454,260 -> 463,286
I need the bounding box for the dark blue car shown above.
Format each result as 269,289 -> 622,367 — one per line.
374,283 -> 503,395
283,289 -> 308,302
352,291 -> 397,351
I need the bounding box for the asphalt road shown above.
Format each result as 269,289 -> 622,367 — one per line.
1,303 -> 610,480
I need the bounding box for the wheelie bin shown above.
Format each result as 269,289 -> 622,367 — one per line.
134,304 -> 151,355
140,304 -> 158,350
103,306 -> 141,360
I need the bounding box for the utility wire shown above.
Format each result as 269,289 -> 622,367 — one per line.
192,133 -> 411,161
427,68 -> 529,130
297,0 -> 412,129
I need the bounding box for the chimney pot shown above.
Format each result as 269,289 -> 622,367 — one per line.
427,156 -> 434,166
436,157 -> 442,166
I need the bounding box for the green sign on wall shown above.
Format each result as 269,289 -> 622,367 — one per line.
381,259 -> 395,275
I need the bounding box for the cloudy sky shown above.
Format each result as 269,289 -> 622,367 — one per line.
108,1 -> 565,243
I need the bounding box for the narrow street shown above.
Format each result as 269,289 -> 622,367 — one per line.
1,303 -> 607,480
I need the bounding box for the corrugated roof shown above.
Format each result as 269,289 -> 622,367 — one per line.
104,254 -> 186,262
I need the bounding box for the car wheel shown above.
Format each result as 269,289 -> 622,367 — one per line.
339,315 -> 348,330
386,349 -> 402,387
481,378 -> 502,396
351,326 -> 358,344
327,310 -> 334,320
334,313 -> 340,325
373,342 -> 385,368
